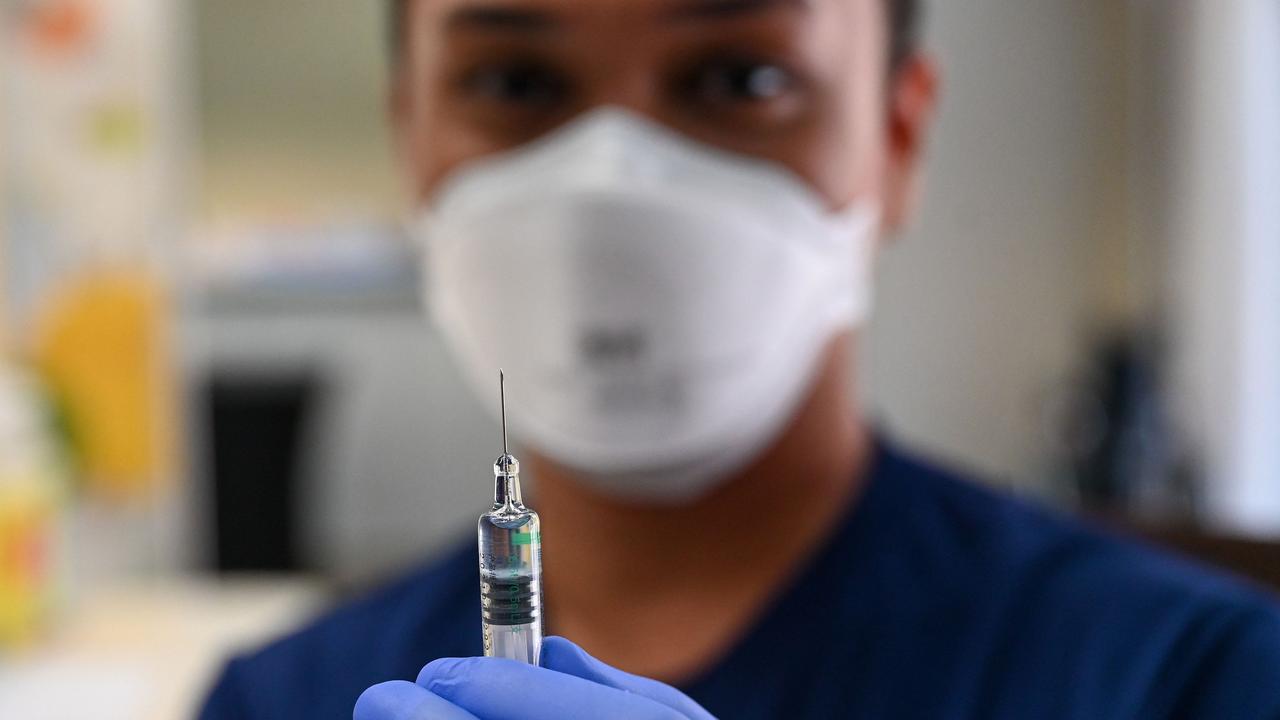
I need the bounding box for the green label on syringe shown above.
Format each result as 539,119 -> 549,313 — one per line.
512,532 -> 541,546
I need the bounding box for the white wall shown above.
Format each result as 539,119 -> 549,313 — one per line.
1161,0 -> 1280,535
195,0 -> 398,221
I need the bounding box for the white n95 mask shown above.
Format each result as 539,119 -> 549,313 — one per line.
417,108 -> 878,503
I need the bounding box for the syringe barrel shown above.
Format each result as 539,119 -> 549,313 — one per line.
484,620 -> 542,665
478,510 -> 543,665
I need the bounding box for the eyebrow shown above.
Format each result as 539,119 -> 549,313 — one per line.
665,0 -> 810,21
444,4 -> 561,33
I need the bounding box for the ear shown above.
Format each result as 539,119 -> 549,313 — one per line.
880,53 -> 940,237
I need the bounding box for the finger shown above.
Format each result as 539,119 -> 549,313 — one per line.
541,637 -> 717,720
417,657 -> 686,720
354,680 -> 480,720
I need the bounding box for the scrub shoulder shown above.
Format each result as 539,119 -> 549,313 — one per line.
197,441 -> 1280,720
785,446 -> 1280,719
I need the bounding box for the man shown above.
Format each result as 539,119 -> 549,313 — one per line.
200,1 -> 1280,718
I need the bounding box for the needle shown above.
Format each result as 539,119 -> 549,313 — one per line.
500,369 -> 508,456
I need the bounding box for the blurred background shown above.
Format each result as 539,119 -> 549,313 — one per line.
1,0 -> 1277,717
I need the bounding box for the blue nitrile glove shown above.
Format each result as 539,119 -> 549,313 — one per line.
354,636 -> 717,720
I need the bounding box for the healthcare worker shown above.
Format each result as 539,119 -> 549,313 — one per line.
200,1 -> 1280,718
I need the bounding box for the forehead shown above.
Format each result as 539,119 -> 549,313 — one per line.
408,0 -> 864,34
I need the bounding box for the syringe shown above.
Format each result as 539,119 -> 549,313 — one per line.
477,371 -> 544,665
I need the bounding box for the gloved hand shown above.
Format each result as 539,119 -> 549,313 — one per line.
354,636 -> 717,720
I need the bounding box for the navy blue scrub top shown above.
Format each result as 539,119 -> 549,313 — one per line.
199,437 -> 1280,719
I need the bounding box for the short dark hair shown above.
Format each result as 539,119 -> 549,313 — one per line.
388,0 -> 924,72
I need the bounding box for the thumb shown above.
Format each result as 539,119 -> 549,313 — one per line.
540,637 -> 717,720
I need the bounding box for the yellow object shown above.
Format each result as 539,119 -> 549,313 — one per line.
32,270 -> 173,500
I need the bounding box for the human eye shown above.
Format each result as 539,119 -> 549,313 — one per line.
680,55 -> 800,106
456,58 -> 571,110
